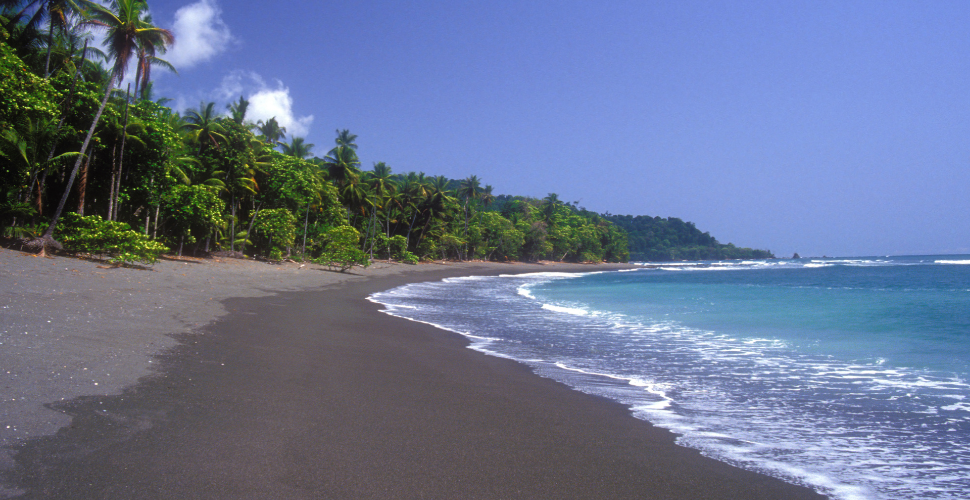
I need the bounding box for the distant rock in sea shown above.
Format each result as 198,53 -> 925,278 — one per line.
792,253 -> 801,259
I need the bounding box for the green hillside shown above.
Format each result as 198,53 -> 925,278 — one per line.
604,214 -> 774,262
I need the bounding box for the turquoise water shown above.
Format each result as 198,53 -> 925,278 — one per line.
370,256 -> 970,500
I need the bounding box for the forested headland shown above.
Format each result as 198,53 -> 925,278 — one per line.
0,0 -> 768,267
605,215 -> 774,262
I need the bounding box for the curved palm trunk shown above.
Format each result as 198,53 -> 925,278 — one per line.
44,15 -> 54,77
25,40 -> 88,210
77,147 -> 94,215
405,210 -> 419,249
107,144 -> 117,219
38,78 -> 116,245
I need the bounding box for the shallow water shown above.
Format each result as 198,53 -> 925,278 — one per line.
369,256 -> 970,500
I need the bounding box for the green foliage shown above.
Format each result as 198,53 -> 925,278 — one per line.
58,213 -> 168,264
313,225 -> 369,271
387,234 -> 407,259
0,40 -> 60,135
253,208 -> 297,256
605,214 -> 773,261
3,22 -> 646,266
437,233 -> 465,260
415,237 -> 437,260
261,153 -> 322,209
161,184 -> 223,238
385,234 -> 418,264
472,211 -> 524,261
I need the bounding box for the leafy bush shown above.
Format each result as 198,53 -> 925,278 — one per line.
161,184 -> 223,252
58,213 -> 168,264
399,251 -> 419,265
313,225 -> 369,272
383,235 -> 418,264
253,208 -> 297,257
415,238 -> 437,260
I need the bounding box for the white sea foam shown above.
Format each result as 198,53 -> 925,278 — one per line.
541,303 -> 588,316
367,267 -> 970,500
936,260 -> 970,265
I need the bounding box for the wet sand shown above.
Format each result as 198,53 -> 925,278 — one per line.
0,249 -> 825,498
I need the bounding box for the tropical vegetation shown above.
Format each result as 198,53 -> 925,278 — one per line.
0,0 -> 771,267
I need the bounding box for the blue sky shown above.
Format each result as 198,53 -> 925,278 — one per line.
137,0 -> 969,257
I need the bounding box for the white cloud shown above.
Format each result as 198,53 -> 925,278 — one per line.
217,71 -> 314,137
166,0 -> 233,69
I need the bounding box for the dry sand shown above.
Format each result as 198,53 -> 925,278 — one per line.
0,248 -> 825,498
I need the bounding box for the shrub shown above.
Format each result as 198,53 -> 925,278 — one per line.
253,208 -> 297,257
58,213 -> 168,264
313,225 -> 370,272
399,251 -> 419,265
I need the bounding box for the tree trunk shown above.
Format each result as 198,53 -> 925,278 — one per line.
178,234 -> 184,256
36,77 -> 117,248
229,194 -> 236,252
405,211 -> 419,250
35,171 -> 45,215
143,176 -> 153,233
107,144 -> 117,220
28,40 -> 89,207
301,203 -> 310,258
43,16 -> 54,77
367,207 -> 377,259
77,148 -> 93,215
152,204 -> 160,239
462,200 -> 469,261
112,84 -> 131,221
243,205 -> 262,255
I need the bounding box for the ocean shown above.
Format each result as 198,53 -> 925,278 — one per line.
368,255 -> 970,500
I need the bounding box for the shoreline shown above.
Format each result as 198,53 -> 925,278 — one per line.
0,249 -> 825,498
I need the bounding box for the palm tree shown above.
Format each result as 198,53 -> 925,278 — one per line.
457,175 -> 482,259
223,136 -> 264,252
416,179 -> 456,251
281,136 -> 313,159
368,162 -> 396,199
429,175 -> 451,194
39,0 -> 83,77
335,129 -> 357,150
0,117 -> 80,217
183,101 -> 226,154
226,95 -> 248,124
542,192 -> 561,224
255,117 -> 286,145
397,172 -> 429,247
133,36 -> 175,100
2,2 -> 48,66
31,0 -> 173,253
323,145 -> 361,190
366,162 -> 396,257
481,184 -> 495,210
101,88 -> 146,221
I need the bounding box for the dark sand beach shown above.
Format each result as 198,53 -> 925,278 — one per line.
1,249 -> 825,499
